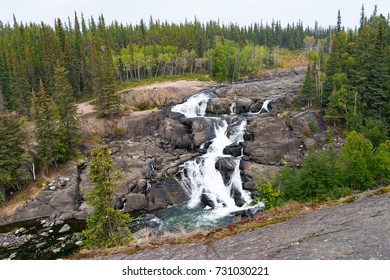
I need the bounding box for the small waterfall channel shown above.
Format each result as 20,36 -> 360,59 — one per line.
161,91 -> 268,230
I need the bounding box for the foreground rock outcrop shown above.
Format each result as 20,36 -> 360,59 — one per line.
96,192 -> 390,260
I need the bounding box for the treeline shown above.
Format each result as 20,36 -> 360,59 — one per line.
0,13 -> 331,115
298,8 -> 390,130
262,7 -> 390,207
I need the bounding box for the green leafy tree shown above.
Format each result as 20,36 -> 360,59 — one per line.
82,145 -> 132,247
211,41 -> 227,81
276,149 -> 348,202
324,86 -> 361,130
361,118 -> 388,149
372,142 -> 390,185
257,173 -> 283,210
337,131 -> 375,190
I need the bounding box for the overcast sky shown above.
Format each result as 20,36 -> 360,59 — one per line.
1,0 -> 389,29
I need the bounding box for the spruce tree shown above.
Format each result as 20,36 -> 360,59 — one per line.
0,112 -> 28,202
53,63 -> 82,155
299,64 -> 316,107
365,17 -> 389,122
82,145 -> 131,247
91,46 -> 121,117
32,80 -> 66,174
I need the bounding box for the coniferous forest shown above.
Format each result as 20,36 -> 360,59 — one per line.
0,7 -> 389,205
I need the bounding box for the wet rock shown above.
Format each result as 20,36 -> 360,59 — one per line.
123,193 -> 148,212
130,214 -> 163,234
231,189 -> 246,207
230,206 -> 264,218
215,158 -> 237,185
190,118 -> 217,147
223,143 -> 243,157
235,98 -> 254,114
201,193 -> 215,209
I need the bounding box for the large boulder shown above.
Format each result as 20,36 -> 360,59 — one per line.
147,179 -> 190,210
241,161 -> 281,191
206,98 -> 232,115
123,193 -> 148,212
223,143 -> 243,157
244,116 -> 303,165
190,117 -> 217,147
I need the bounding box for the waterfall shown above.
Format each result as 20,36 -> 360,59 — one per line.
171,91 -> 216,118
173,95 -> 254,224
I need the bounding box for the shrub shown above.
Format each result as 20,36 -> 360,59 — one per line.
276,148 -> 348,202
308,120 -> 318,132
257,174 -> 283,210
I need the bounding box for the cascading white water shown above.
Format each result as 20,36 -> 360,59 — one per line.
251,99 -> 272,115
260,99 -> 271,112
175,119 -> 252,225
229,101 -> 237,115
171,91 -> 215,118
167,89 -> 267,229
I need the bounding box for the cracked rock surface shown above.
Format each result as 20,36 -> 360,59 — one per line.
95,192 -> 390,260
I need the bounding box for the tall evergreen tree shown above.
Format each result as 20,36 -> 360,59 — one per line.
53,63 -> 82,155
364,17 -> 389,122
91,45 -> 121,117
0,112 -> 29,202
82,145 -> 131,247
299,64 -> 316,107
32,80 -> 66,174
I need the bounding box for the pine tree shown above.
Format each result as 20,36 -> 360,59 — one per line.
91,45 -> 121,117
10,50 -> 31,116
364,17 -> 389,122
299,64 -> 316,107
32,80 -> 66,174
0,112 -> 28,202
82,145 -> 131,247
53,63 -> 82,155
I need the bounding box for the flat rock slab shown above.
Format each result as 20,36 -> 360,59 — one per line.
96,192 -> 390,260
